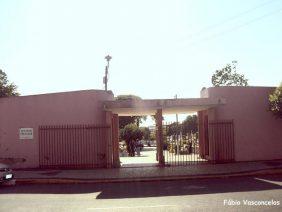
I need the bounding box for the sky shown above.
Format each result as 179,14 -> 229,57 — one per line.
1,0 -> 282,125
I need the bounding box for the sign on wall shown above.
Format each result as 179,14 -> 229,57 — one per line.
19,128 -> 34,140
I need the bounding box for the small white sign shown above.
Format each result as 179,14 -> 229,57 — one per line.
19,128 -> 33,139
5,174 -> 13,179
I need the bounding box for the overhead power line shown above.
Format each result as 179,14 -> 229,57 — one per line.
180,0 -> 280,41
183,7 -> 282,47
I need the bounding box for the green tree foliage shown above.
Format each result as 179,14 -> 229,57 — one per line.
116,95 -> 147,128
182,115 -> 198,135
211,63 -> 248,87
269,83 -> 282,118
0,69 -> 19,97
166,115 -> 198,137
120,124 -> 144,156
119,116 -> 137,129
166,122 -> 181,137
141,127 -> 151,141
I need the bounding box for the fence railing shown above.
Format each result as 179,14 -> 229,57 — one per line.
39,124 -> 111,168
208,120 -> 235,162
163,123 -> 207,166
162,120 -> 234,166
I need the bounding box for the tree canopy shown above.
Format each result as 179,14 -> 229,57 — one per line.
182,115 -> 198,134
166,122 -> 181,137
269,83 -> 282,119
166,115 -> 198,137
141,127 -> 151,141
120,123 -> 144,156
116,95 -> 147,128
211,63 -> 248,87
0,69 -> 19,97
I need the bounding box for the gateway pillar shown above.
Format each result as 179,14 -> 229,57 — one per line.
156,109 -> 165,166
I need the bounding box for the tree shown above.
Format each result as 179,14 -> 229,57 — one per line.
182,115 -> 198,135
119,116 -> 137,129
0,69 -> 19,97
269,83 -> 282,119
211,62 -> 248,87
141,127 -> 151,141
166,115 -> 198,138
116,95 -> 147,128
120,124 -> 144,156
166,122 -> 181,137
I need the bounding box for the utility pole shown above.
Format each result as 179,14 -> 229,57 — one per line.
232,60 -> 238,72
103,55 -> 112,91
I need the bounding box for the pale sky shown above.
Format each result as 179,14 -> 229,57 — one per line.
1,0 -> 282,125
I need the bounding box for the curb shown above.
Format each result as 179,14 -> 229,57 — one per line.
14,168 -> 282,185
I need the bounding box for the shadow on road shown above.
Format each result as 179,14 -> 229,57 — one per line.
0,175 -> 281,199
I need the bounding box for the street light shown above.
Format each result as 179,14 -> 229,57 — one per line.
103,55 -> 112,91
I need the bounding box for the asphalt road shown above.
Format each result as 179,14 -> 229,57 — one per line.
0,175 -> 281,212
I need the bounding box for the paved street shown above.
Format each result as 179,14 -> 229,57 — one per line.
0,175 -> 281,212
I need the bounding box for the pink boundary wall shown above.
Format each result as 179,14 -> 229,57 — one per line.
201,86 -> 282,162
1,86 -> 281,168
0,90 -> 114,168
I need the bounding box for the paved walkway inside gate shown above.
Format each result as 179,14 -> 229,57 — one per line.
12,160 -> 282,184
120,146 -> 158,167
119,146 -> 207,167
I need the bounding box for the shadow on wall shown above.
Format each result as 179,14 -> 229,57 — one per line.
0,158 -> 26,165
0,175 -> 281,199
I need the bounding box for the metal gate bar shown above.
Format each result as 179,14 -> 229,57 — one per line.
163,119 -> 235,166
208,120 -> 235,162
163,122 -> 207,166
39,124 -> 110,168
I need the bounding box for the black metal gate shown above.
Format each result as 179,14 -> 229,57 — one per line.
208,120 -> 235,162
39,124 -> 111,169
163,120 -> 235,166
163,122 -> 207,166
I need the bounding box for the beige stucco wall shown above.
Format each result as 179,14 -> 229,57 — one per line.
0,90 -> 114,168
201,86 -> 282,161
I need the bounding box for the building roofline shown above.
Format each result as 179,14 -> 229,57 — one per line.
104,97 -> 225,116
0,89 -> 113,100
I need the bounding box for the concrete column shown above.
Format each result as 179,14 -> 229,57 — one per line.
197,111 -> 205,158
112,114 -> 120,168
105,111 -> 113,168
156,109 -> 165,166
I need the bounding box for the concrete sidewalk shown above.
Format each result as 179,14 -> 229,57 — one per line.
13,160 -> 282,184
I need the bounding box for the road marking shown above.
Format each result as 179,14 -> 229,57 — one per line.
183,185 -> 206,189
255,177 -> 282,186
87,204 -> 191,210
